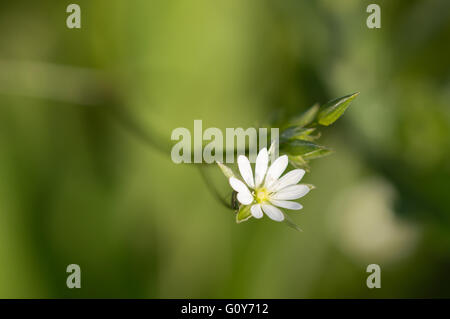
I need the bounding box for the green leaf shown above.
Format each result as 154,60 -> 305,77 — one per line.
317,92 -> 359,126
281,140 -> 332,160
302,147 -> 333,160
283,213 -> 303,232
289,103 -> 320,128
288,155 -> 310,171
280,126 -> 317,142
236,205 -> 252,223
216,162 -> 235,179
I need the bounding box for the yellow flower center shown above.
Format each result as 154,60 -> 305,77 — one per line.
255,188 -> 270,203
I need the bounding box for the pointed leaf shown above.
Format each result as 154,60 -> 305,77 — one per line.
283,213 -> 303,232
280,126 -> 317,142
217,162 -> 235,179
317,92 -> 359,126
236,205 -> 252,223
289,103 -> 320,128
288,155 -> 310,171
281,140 -> 332,160
302,147 -> 333,160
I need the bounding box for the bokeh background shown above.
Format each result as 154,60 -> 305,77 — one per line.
0,0 -> 449,298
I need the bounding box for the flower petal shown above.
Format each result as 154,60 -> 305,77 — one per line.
270,199 -> 303,210
264,155 -> 289,188
229,177 -> 251,195
254,148 -> 268,188
237,192 -> 253,205
261,204 -> 285,222
269,169 -> 305,192
250,204 -> 263,219
271,184 -> 310,200
238,155 -> 255,188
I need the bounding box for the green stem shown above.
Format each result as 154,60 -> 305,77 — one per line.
197,166 -> 232,209
0,59 -> 236,209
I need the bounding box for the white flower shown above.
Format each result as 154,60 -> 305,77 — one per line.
229,148 -> 310,222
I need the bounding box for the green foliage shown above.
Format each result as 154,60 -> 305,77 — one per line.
236,204 -> 252,223
283,213 -> 303,232
317,92 -> 359,126
1,0 -> 449,299
278,92 -> 358,169
288,155 -> 309,170
281,140 -> 332,159
216,93 -> 358,228
280,127 -> 319,142
288,103 -> 319,128
217,162 -> 235,179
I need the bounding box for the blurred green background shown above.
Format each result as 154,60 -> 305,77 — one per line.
0,0 -> 449,298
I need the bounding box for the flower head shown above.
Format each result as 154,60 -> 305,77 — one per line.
229,148 -> 310,222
